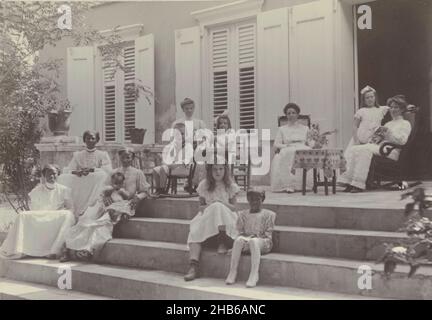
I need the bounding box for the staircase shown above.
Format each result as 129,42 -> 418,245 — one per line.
1,197 -> 432,300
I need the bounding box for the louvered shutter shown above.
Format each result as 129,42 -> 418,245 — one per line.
123,45 -> 136,141
102,56 -> 117,142
67,46 -> 95,138
211,28 -> 229,129
237,23 -> 256,130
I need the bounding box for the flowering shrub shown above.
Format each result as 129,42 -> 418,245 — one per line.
307,123 -> 337,149
377,188 -> 432,278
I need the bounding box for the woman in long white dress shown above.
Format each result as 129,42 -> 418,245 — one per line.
61,148 -> 150,261
270,103 -> 312,193
184,163 -> 240,281
339,95 -> 412,193
58,130 -> 112,217
0,164 -> 75,259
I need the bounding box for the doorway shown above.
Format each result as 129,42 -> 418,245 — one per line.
356,0 -> 432,178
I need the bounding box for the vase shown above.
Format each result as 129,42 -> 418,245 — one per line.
129,128 -> 147,144
48,110 -> 72,136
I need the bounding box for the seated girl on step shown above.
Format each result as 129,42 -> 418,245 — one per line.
225,188 -> 276,288
184,161 -> 240,281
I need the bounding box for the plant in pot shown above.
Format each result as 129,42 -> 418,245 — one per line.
47,99 -> 73,136
307,123 -> 338,149
124,79 -> 154,144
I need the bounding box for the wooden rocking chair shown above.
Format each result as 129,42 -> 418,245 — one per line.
366,107 -> 422,190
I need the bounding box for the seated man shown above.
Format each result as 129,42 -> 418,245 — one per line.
0,164 -> 76,259
152,122 -> 194,195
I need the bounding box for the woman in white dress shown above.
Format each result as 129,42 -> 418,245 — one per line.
58,130 -> 112,217
184,163 -> 240,281
0,164 -> 75,259
270,103 -> 312,193
339,95 -> 412,193
61,148 -> 150,261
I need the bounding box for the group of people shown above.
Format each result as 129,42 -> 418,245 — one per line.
0,90 -> 415,288
270,86 -> 414,193
0,130 -> 150,262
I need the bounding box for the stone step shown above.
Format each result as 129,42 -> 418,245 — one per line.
0,258 -> 379,300
97,238 -> 432,300
114,218 -> 406,260
137,198 -> 424,232
0,278 -> 113,300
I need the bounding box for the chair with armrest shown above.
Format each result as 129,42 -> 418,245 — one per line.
366,107 -> 421,190
274,115 -> 311,154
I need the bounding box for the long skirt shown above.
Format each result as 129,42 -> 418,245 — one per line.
187,202 -> 238,245
339,143 -> 380,190
64,200 -> 132,255
0,210 -> 75,259
58,171 -> 108,217
270,145 -> 312,192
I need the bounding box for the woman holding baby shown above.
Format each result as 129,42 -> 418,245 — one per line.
339,95 -> 413,193
61,147 -> 150,262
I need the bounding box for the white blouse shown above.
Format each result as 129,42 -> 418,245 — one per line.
66,149 -> 112,173
381,118 -> 412,160
274,123 -> 309,149
28,183 -> 72,211
197,180 -> 240,204
354,106 -> 390,143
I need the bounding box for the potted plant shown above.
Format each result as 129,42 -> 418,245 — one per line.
307,123 -> 338,149
48,101 -> 73,136
129,128 -> 147,144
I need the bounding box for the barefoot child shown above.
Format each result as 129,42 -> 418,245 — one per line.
225,188 -> 276,288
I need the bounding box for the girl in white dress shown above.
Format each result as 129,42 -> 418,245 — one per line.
270,103 -> 312,193
348,86 -> 390,146
0,164 -> 75,259
214,111 -> 236,165
184,163 -> 240,281
226,188 -> 276,288
339,95 -> 412,193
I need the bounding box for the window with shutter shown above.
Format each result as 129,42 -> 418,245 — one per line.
211,28 -> 229,123
103,58 -> 117,142
123,45 -> 135,142
237,23 -> 256,130
209,21 -> 257,130
102,42 -> 136,143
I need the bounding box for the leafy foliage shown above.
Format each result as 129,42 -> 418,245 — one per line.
0,2 -> 153,212
377,188 -> 432,278
307,123 -> 337,149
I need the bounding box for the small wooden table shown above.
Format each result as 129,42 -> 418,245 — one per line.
292,149 -> 346,196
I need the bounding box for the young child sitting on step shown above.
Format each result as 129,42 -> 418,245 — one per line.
225,187 -> 276,288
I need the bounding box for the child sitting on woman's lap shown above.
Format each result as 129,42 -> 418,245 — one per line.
225,188 -> 276,288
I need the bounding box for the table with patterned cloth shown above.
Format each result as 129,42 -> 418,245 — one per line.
292,148 -> 347,195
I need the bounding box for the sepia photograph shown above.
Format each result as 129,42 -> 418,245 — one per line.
0,0 -> 432,304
